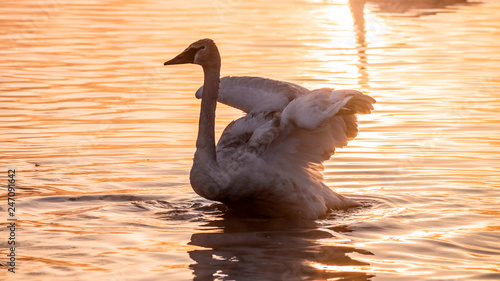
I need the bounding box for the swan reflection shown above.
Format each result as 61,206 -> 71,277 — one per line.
188,213 -> 373,280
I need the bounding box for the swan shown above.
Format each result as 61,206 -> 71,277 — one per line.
164,38 -> 375,219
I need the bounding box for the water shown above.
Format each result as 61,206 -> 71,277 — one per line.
1,0 -> 499,280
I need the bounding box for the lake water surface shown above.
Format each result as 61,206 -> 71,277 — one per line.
1,0 -> 500,280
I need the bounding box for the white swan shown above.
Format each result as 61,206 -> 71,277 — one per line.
164,39 -> 375,219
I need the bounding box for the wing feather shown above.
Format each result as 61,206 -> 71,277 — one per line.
264,88 -> 375,179
196,76 -> 308,113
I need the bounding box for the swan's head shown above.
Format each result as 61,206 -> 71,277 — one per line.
164,38 -> 220,68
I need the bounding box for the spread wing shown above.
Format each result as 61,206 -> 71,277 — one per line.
213,76 -> 375,180
196,76 -> 309,113
264,88 -> 375,177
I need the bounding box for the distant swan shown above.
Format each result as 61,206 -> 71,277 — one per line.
164,39 -> 375,219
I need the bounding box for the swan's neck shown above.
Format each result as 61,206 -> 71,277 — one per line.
195,65 -> 220,163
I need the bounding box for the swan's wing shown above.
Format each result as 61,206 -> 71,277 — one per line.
216,111 -> 281,169
216,88 -> 375,171
266,88 -> 375,171
281,88 -> 374,131
196,76 -> 309,113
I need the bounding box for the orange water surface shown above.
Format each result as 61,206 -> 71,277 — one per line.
1,0 -> 500,280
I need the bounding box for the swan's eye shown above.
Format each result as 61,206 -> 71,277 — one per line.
192,46 -> 205,54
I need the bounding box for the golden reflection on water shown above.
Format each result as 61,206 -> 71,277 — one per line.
1,0 -> 500,280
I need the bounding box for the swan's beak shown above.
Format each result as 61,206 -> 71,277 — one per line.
164,46 -> 201,66
164,52 -> 192,65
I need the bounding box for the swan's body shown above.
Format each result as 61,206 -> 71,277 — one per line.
164,39 -> 375,219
